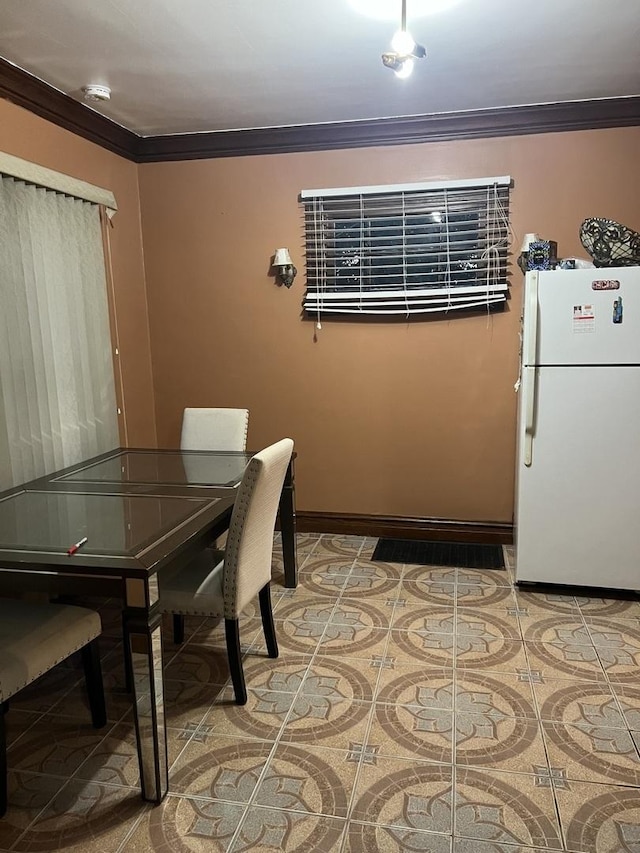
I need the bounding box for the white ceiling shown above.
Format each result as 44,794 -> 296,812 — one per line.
0,0 -> 638,137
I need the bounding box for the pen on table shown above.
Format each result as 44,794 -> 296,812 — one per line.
67,536 -> 88,556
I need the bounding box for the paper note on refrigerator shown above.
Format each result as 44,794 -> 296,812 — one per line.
573,304 -> 595,333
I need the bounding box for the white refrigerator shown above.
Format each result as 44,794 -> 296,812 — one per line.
515,267 -> 640,590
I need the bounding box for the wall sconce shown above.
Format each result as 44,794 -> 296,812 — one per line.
273,248 -> 297,288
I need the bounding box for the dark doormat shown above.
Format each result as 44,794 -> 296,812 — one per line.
371,538 -> 505,569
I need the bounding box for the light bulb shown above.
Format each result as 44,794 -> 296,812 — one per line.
394,58 -> 414,79
391,29 -> 416,55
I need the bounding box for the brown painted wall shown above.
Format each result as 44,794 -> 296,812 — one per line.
139,127 -> 640,522
0,99 -> 157,445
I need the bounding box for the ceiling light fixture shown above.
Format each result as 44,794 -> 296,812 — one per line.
382,0 -> 426,78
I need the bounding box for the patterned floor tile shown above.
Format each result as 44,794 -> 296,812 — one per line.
610,684 -> 640,730
387,628 -> 456,666
454,768 -> 563,849
317,626 -> 389,661
269,618 -> 326,655
577,595 -> 640,617
300,656 -> 380,703
542,721 -> 640,786
403,566 -> 457,586
532,679 -> 626,728
11,778 -> 142,853
160,678 -> 225,730
454,671 -> 537,719
74,722 -> 190,788
453,841 -> 553,853
241,654 -> 311,695
15,532 -> 640,852
455,638 -> 528,675
525,642 -> 607,682
513,591 -> 580,616
328,598 -> 395,631
457,569 -> 512,588
125,795 -> 243,852
367,702 -> 454,763
201,688 -> 295,741
554,778 -> 640,853
168,735 -> 273,800
400,578 -> 457,607
346,821 -> 452,852
280,695 -> 373,751
273,597 -> 336,624
0,771 -> 63,850
230,808 -> 346,852
163,644 -> 232,685
254,744 -> 356,817
351,758 -> 453,833
455,583 -> 514,608
3,710 -> 41,748
456,608 -> 521,641
454,714 -> 547,775
391,604 -> 456,634
376,664 -> 454,708
7,713 -> 114,779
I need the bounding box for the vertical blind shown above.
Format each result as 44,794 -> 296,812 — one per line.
0,176 -> 119,490
301,176 -> 512,318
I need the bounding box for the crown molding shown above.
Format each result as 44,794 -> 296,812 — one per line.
1,59 -> 639,163
0,58 -> 139,160
137,97 -> 640,161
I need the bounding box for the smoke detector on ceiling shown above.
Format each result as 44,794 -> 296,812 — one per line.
82,84 -> 111,102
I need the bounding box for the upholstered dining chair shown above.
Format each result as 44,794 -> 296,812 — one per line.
0,599 -> 106,816
159,437 -> 294,706
180,407 -> 249,452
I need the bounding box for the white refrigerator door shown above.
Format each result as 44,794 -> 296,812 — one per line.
523,268 -> 640,367
515,365 -> 640,589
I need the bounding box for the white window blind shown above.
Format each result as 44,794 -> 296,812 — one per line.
0,175 -> 119,490
301,176 -> 512,318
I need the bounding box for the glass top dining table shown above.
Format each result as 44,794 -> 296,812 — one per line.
0,446 -> 298,803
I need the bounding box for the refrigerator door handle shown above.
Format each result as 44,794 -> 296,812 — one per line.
523,271 -> 539,368
523,366 -> 536,466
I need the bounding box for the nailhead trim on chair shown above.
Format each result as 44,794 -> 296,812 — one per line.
0,621 -> 101,703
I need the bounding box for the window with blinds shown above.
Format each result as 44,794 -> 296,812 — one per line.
301,176 -> 512,318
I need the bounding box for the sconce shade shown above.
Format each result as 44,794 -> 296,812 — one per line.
274,248 -> 292,266
519,233 -> 541,253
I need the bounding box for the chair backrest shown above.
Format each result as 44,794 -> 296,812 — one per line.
223,438 -> 294,618
180,407 -> 249,452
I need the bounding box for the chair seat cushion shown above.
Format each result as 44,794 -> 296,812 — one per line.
0,600 -> 101,703
159,550 -> 225,617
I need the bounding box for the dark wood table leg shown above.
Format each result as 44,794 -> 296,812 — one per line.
122,576 -> 168,803
279,457 -> 298,588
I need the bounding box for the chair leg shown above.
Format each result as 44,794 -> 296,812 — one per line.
0,702 -> 7,818
173,614 -> 185,644
81,639 -> 107,729
225,619 -> 247,706
259,584 -> 279,659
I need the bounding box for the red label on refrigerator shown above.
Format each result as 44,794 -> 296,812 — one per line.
592,280 -> 620,290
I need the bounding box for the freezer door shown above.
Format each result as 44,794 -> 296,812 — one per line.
515,365 -> 640,590
525,268 -> 640,366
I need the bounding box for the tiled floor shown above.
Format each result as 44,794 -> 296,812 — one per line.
3,533 -> 640,852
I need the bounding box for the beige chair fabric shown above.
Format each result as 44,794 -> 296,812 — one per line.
160,438 -> 293,705
0,600 -> 102,702
180,407 -> 249,452
160,437 -> 294,620
0,598 -> 105,817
